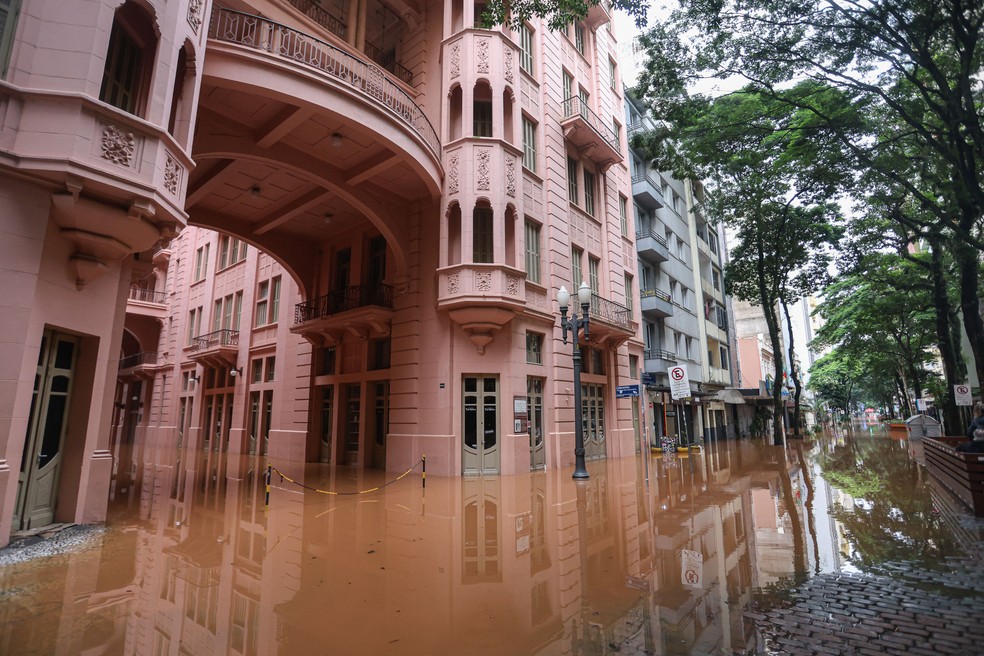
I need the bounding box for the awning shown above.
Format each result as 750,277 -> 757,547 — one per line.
711,388 -> 746,405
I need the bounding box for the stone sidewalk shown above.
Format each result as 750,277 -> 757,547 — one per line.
747,557 -> 984,655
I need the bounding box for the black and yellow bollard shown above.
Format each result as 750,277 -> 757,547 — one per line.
421,454 -> 426,489
265,464 -> 271,507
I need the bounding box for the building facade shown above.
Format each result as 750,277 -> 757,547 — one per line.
624,93 -> 737,447
0,0 -> 646,545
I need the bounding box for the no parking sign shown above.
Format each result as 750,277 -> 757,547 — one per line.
955,384 -> 973,406
669,365 -> 690,400
681,549 -> 703,587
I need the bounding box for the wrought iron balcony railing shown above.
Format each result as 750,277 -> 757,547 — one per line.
193,329 -> 239,352
644,348 -> 676,361
641,287 -> 671,302
295,283 -> 394,323
560,96 -> 619,153
364,40 -> 414,86
118,351 -> 158,370
128,286 -> 167,304
635,227 -> 667,247
285,0 -> 347,40
589,292 -> 631,330
208,7 -> 437,158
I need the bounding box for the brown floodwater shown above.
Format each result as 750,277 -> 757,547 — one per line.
0,429 -> 977,655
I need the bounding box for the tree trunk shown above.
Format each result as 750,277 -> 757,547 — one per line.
927,236 -> 963,433
956,238 -> 984,397
781,296 -> 802,437
755,221 -> 785,446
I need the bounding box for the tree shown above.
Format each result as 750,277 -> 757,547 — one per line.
812,256 -> 939,416
633,88 -> 843,445
634,0 -> 984,393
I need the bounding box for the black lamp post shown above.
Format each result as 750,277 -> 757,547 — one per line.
558,282 -> 592,480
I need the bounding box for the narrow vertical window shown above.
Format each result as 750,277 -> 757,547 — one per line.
567,157 -> 579,204
563,72 -> 573,102
589,257 -> 599,294
524,219 -> 540,284
473,206 -> 494,263
522,117 -> 537,172
526,332 -> 543,365
624,274 -> 633,315
583,170 -> 595,216
0,0 -> 22,78
255,281 -> 269,327
574,23 -> 585,55
619,195 -> 628,237
609,58 -> 617,90
519,24 -> 534,74
571,247 -> 583,289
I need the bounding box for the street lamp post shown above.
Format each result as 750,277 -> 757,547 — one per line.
558,282 -> 592,480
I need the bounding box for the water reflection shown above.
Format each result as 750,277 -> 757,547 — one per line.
2,433 -> 981,655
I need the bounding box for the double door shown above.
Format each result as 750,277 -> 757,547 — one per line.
15,331 -> 80,530
463,376 -> 499,475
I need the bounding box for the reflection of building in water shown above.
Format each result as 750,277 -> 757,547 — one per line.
0,439 -> 827,655
645,439 -> 792,655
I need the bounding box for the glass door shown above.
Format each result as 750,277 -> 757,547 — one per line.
462,376 -> 499,474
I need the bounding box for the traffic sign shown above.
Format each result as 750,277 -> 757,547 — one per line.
681,549 -> 703,587
955,384 -> 973,406
616,385 -> 639,398
641,372 -> 656,385
669,365 -> 690,400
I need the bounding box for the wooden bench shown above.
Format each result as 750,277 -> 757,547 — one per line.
923,437 -> 984,516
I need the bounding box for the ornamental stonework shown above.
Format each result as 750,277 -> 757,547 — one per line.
448,152 -> 459,194
164,153 -> 181,195
101,125 -> 135,167
476,272 -> 492,292
506,276 -> 520,295
476,38 -> 490,73
187,0 -> 204,34
505,157 -> 516,197
504,47 -> 514,83
450,40 -> 461,78
448,273 -> 460,294
476,149 -> 490,190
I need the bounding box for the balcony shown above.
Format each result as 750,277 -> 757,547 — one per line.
208,8 -> 438,163
559,97 -> 623,171
292,283 -> 394,345
285,0 -> 347,40
636,228 -> 669,263
126,285 -> 168,319
631,172 -> 664,210
118,352 -> 161,379
190,329 -> 239,367
641,288 -> 674,318
438,264 -> 526,353
644,348 -> 677,375
587,292 -> 635,347
707,366 -> 732,386
364,40 -> 414,87
583,1 -> 612,30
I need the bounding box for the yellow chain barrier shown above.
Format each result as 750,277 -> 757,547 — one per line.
268,457 -> 424,497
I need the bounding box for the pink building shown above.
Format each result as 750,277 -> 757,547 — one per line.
0,0 -> 642,545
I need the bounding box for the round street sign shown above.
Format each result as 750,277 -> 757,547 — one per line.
957,385 -> 970,394
670,367 -> 685,381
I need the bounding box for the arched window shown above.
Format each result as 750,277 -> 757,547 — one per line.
448,203 -> 462,266
504,206 -> 516,268
449,85 -> 463,141
473,203 -> 493,263
100,2 -> 158,117
502,88 -> 514,144
451,0 -> 463,33
167,41 -> 196,146
473,81 -> 492,137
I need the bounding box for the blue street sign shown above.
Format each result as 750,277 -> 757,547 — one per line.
641,372 -> 656,385
616,385 -> 640,398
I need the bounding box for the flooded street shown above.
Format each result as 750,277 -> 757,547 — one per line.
2,430 -> 981,655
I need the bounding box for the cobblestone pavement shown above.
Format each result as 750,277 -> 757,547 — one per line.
746,557 -> 984,655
